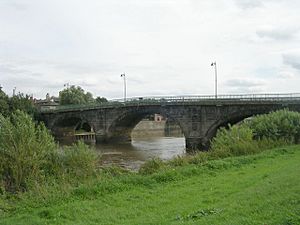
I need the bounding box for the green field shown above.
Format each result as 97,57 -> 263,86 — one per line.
1,146 -> 300,225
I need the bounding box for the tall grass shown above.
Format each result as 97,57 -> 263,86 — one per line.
0,110 -> 98,193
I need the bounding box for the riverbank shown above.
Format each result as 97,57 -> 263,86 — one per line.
1,145 -> 299,225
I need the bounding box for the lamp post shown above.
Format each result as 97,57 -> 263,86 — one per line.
13,87 -> 16,96
211,61 -> 217,99
120,73 -> 126,102
64,83 -> 70,89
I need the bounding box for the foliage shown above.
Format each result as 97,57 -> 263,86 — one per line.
0,110 -> 57,192
59,86 -> 95,105
0,89 -> 9,117
209,109 -> 300,157
9,93 -> 37,117
210,125 -> 259,157
59,141 -> 98,179
245,109 -> 300,144
95,96 -> 108,104
139,157 -> 165,174
0,90 -> 37,118
0,111 -> 98,193
1,146 -> 299,224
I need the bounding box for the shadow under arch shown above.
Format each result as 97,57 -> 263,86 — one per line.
107,109 -> 186,145
51,116 -> 94,143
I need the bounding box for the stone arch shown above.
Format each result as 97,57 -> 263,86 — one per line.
50,115 -> 95,143
204,107 -> 278,147
106,107 -> 186,143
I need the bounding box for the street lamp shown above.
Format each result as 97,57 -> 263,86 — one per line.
211,61 -> 218,99
120,73 -> 126,102
13,87 -> 16,96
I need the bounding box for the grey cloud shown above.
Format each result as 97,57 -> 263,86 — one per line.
0,64 -> 28,75
225,78 -> 265,88
256,27 -> 299,40
1,1 -> 29,10
234,0 -> 263,9
48,61 -> 119,75
282,54 -> 300,70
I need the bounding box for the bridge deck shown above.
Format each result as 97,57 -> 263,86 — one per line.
40,93 -> 300,113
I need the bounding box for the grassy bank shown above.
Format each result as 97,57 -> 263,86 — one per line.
1,145 -> 299,225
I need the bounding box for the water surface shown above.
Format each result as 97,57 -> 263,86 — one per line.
96,137 -> 185,170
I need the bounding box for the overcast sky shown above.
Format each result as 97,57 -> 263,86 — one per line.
1,0 -> 300,99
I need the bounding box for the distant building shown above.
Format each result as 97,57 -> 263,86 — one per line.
34,93 -> 59,110
154,114 -> 164,122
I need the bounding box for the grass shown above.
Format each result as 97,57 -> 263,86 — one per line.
1,145 -> 300,225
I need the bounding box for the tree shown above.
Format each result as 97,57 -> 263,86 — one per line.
95,96 -> 108,104
0,89 -> 9,116
0,110 -> 57,192
9,93 -> 37,117
0,89 -> 37,118
59,86 -> 95,105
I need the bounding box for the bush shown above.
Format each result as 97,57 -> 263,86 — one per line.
60,141 -> 98,179
246,109 -> 300,144
0,111 -> 57,192
210,125 -> 257,157
0,111 -> 99,193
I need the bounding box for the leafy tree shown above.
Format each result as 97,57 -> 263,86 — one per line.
0,89 -> 9,116
59,86 -> 95,105
95,96 -> 108,104
0,110 -> 57,192
9,93 -> 37,117
0,89 -> 37,118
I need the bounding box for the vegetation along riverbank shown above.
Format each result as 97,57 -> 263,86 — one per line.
0,109 -> 300,224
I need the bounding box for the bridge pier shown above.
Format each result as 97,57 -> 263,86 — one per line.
185,137 -> 209,152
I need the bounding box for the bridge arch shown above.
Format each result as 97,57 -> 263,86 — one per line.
106,107 -> 187,143
204,106 -> 284,147
50,115 -> 95,143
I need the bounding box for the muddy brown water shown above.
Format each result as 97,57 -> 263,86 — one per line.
95,137 -> 186,170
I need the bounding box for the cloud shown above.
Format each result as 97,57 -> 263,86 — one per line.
225,78 -> 265,87
234,0 -> 263,9
277,71 -> 295,79
256,27 -> 299,40
1,1 -> 29,11
282,54 -> 300,71
1,0 -> 300,98
224,78 -> 266,93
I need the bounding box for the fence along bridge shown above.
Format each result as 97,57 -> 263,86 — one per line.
40,93 -> 300,151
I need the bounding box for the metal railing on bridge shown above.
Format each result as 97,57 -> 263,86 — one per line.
40,93 -> 300,113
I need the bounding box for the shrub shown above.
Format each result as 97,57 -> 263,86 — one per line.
139,158 -> 165,175
60,141 -> 98,179
0,111 -> 99,193
168,155 -> 188,167
210,125 -> 257,157
246,109 -> 300,144
0,111 -> 57,192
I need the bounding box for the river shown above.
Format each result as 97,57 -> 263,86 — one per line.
96,137 -> 186,170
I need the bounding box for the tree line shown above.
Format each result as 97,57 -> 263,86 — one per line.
0,86 -> 108,117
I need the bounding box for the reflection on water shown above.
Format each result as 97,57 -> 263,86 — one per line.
96,137 -> 186,170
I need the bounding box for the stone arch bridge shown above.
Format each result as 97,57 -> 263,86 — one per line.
40,94 -> 300,151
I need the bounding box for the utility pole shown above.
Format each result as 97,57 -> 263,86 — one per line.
211,61 -> 218,99
120,73 -> 126,102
